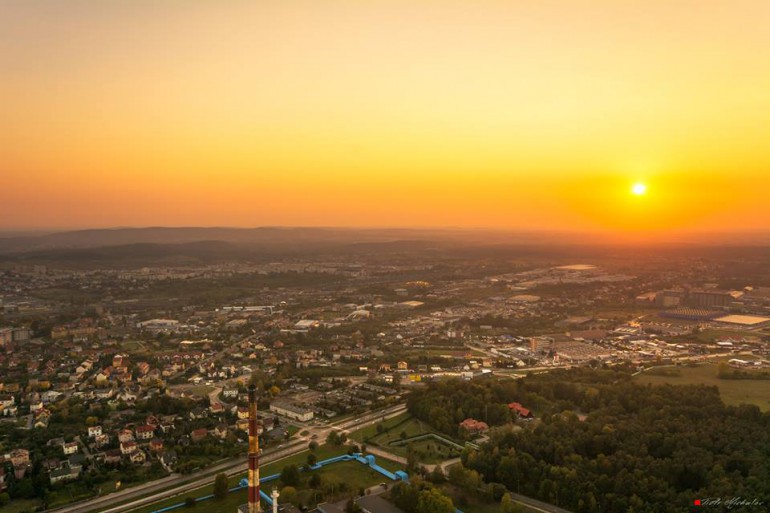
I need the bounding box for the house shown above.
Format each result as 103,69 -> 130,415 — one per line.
135,425 -> 155,441
34,411 -> 51,428
43,458 -> 61,471
459,418 -> 489,435
149,438 -> 164,453
117,388 -> 138,403
214,424 -> 228,438
50,466 -> 80,485
41,390 -> 63,403
68,454 -> 86,469
118,429 -> 135,443
93,433 -> 110,448
9,448 -> 30,467
129,450 -> 146,464
161,450 -> 177,465
508,402 -> 534,419
104,449 -> 123,465
0,394 -> 15,409
222,387 -> 239,399
120,441 -> 138,455
236,406 -> 250,420
88,425 -> 103,438
190,428 -> 209,443
95,388 -> 114,400
62,441 -> 79,455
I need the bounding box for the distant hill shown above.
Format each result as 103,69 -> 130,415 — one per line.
0,226 -> 585,254
0,227 -> 768,268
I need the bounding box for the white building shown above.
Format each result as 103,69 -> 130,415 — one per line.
269,401 -> 314,422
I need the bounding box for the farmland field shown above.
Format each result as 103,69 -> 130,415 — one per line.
634,362 -> 770,411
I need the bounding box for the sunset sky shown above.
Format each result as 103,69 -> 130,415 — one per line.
2,0 -> 769,237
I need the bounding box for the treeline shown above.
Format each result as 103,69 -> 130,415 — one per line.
406,368 -> 632,436
409,370 -> 770,512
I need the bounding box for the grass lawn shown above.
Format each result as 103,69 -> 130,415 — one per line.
359,415 -> 430,444
634,362 -> 770,411
2,499 -> 42,513
121,340 -> 145,351
394,437 -> 461,464
367,455 -> 404,473
187,384 -> 216,397
355,414 -> 463,463
314,460 -> 394,492
350,412 -> 411,442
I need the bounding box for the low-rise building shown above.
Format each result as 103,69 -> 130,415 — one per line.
269,401 -> 314,422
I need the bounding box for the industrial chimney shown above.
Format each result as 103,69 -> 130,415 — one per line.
271,488 -> 279,513
248,384 -> 261,513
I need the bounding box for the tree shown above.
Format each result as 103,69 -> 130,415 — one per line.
501,493 -> 524,513
406,444 -> 418,471
345,497 -> 362,513
214,473 -> 228,501
429,466 -> 445,484
327,431 -> 340,445
281,464 -> 300,486
281,486 -> 298,505
309,440 -> 319,452
309,473 -> 323,489
184,497 -> 197,508
307,453 -> 318,466
416,488 -> 454,513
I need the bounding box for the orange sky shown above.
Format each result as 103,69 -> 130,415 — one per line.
2,0 -> 769,237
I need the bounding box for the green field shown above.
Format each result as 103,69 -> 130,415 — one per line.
691,329 -> 766,343
634,362 -> 770,411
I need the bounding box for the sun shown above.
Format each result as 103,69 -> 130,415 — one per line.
631,182 -> 647,196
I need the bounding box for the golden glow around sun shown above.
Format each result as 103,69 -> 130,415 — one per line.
632,183 -> 647,196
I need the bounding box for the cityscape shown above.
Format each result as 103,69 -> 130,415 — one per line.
1,234 -> 769,513
2,2 -> 770,513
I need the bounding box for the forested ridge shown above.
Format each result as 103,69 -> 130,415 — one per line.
407,370 -> 770,512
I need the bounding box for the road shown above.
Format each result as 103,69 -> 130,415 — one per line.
47,403 -> 407,513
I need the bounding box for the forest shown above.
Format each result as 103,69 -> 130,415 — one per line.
407,369 -> 770,512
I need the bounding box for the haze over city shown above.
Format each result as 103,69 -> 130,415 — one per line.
3,1 -> 769,238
